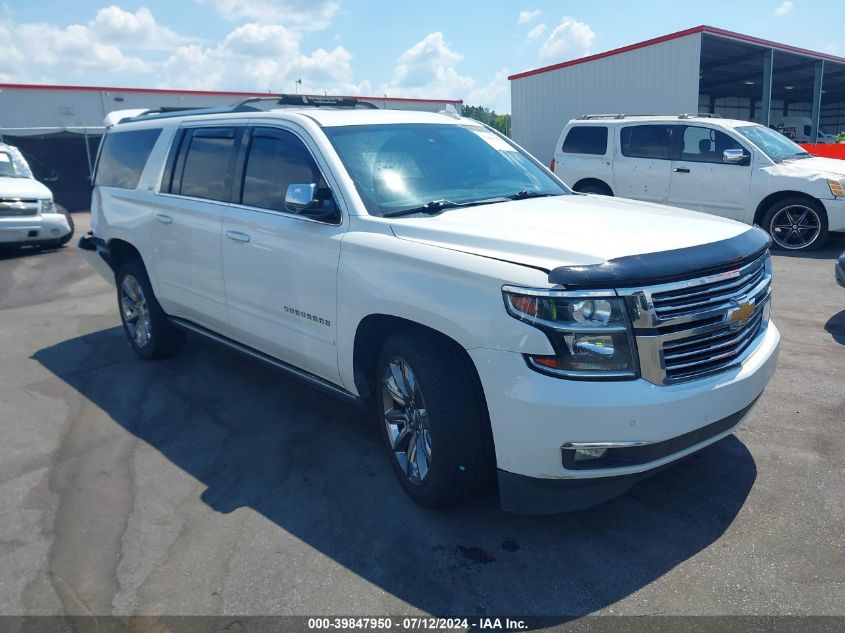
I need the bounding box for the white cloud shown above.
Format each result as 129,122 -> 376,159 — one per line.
466,68 -> 510,113
539,17 -> 595,59
159,22 -> 366,95
774,1 -> 794,15
88,6 -> 189,50
201,0 -> 339,28
526,23 -> 546,41
380,32 -> 473,98
15,21 -> 151,75
517,9 -> 540,25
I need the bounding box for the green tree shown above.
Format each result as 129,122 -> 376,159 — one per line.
462,105 -> 511,137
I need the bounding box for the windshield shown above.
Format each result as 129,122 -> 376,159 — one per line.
735,125 -> 809,162
0,147 -> 34,178
323,123 -> 566,216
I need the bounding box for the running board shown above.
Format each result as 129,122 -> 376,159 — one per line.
168,317 -> 367,409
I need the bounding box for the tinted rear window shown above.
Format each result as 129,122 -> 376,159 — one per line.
178,131 -> 237,201
562,126 -> 608,155
95,129 -> 161,189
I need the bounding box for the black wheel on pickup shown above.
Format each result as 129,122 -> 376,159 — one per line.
376,329 -> 492,507
573,180 -> 613,196
762,196 -> 828,251
116,260 -> 185,359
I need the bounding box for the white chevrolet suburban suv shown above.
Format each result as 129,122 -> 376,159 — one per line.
553,114 -> 845,251
79,96 -> 780,514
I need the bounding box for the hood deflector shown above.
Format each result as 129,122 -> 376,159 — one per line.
548,227 -> 772,289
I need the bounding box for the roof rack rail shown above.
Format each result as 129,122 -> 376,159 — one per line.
678,113 -> 722,119
233,94 -> 379,111
578,113 -> 663,120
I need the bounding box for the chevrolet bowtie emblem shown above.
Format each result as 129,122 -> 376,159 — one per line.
727,299 -> 755,330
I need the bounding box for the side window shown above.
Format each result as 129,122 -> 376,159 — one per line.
95,128 -> 162,189
175,128 -> 238,202
680,126 -> 746,163
562,126 -> 608,155
620,125 -> 676,160
239,127 -> 334,217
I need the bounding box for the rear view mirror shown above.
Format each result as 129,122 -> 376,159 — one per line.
723,149 -> 749,165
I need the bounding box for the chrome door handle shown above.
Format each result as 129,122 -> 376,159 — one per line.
673,167 -> 691,173
225,230 -> 251,243
154,212 -> 173,224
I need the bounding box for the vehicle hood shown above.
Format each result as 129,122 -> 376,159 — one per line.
768,156 -> 845,179
0,177 -> 52,200
389,195 -> 750,271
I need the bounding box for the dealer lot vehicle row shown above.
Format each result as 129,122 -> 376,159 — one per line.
80,98 -> 780,513
553,114 -> 845,251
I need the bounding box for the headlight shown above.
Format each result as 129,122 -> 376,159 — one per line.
828,179 -> 845,197
503,287 -> 638,379
41,199 -> 57,213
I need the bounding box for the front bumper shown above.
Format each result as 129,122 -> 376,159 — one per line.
0,213 -> 70,244
821,197 -> 845,232
836,252 -> 845,288
468,322 -> 780,513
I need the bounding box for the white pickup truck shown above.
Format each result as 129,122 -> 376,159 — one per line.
79,96 -> 779,513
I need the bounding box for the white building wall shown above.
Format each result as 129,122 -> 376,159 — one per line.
0,85 -> 461,134
511,33 -> 702,164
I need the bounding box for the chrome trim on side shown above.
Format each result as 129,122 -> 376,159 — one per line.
168,317 -> 366,408
561,441 -> 652,450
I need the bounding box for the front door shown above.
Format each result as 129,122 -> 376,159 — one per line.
222,125 -> 346,384
667,125 -> 752,221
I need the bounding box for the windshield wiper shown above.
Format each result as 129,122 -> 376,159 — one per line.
786,152 -> 812,159
382,200 -> 465,218
507,190 -> 557,200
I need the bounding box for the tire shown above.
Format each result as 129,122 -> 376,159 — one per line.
116,260 -> 185,359
574,182 -> 612,196
57,205 -> 75,247
762,196 -> 828,251
376,329 -> 493,508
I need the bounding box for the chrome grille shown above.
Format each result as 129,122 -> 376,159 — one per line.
0,198 -> 39,217
619,252 -> 772,385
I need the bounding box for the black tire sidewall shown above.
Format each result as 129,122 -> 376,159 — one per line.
763,197 -> 828,251
116,260 -> 183,359
58,206 -> 74,246
575,184 -> 612,196
376,332 -> 489,507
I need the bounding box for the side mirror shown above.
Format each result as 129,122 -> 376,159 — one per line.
284,183 -> 339,220
723,149 -> 749,165
285,183 -> 317,211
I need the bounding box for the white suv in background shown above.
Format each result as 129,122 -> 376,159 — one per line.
553,114 -> 845,251
79,97 -> 779,514
0,142 -> 74,249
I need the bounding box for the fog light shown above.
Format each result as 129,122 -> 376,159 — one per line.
574,447 -> 608,461
51,229 -> 60,236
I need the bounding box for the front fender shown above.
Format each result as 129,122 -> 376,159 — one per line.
336,230 -> 554,394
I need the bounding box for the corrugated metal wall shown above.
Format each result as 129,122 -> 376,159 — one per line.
511,34 -> 702,164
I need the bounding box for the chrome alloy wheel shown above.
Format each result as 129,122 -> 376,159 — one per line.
120,274 -> 152,348
382,357 -> 432,485
770,205 -> 822,250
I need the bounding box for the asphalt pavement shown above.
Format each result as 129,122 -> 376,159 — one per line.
0,213 -> 843,618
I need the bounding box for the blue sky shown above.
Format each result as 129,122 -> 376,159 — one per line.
1,0 -> 841,112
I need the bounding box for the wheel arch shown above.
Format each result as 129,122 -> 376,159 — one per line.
107,238 -> 144,272
573,178 -> 614,195
753,190 -> 825,226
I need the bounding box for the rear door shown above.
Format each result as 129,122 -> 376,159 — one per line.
667,125 -> 752,221
554,124 -> 611,189
611,124 -> 676,203
153,124 -> 242,334
222,124 -> 346,384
